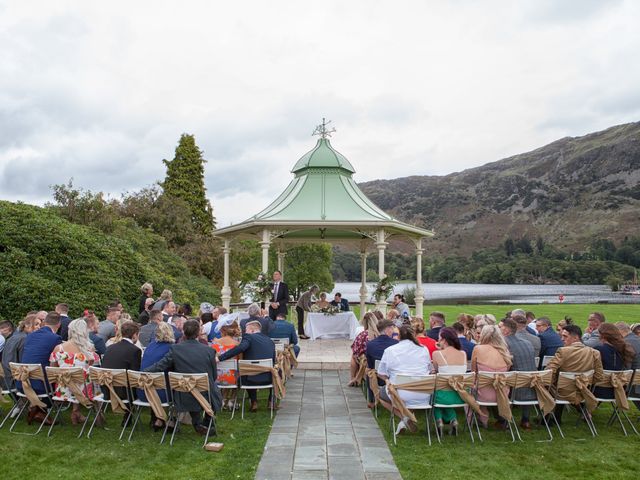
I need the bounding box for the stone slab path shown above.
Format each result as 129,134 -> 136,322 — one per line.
255,370 -> 402,480
296,339 -> 352,370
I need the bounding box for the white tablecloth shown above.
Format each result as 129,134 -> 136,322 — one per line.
305,312 -> 360,340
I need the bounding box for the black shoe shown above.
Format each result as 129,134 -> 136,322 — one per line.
194,424 -> 209,436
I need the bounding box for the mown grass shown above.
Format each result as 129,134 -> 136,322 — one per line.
0,389 -> 274,480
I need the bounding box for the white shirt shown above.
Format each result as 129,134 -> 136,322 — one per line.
527,320 -> 537,332
202,321 -> 212,336
0,334 -> 5,353
378,340 -> 432,408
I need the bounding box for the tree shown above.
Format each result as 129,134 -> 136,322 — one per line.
280,244 -> 334,298
162,134 -> 215,235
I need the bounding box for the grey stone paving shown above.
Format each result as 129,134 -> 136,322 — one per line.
255,370 -> 402,480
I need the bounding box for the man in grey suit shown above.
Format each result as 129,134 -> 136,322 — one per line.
240,303 -> 274,335
145,319 -> 222,435
502,318 -> 537,429
582,312 -> 605,347
513,314 -> 541,357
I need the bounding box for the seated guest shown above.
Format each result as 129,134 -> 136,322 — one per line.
456,313 -> 475,340
240,303 -> 274,335
472,314 -> 496,343
137,297 -> 155,325
471,325 -> 512,428
427,312 -> 445,340
617,322 -> 640,408
138,282 -> 154,315
535,317 -> 564,366
138,322 -> 175,430
545,324 -> 603,422
330,293 -> 350,312
431,327 -> 467,435
84,313 -> 107,357
107,319 -> 143,349
0,320 -> 15,360
20,312 -> 63,423
139,310 -> 181,347
348,312 -> 379,386
386,309 -> 401,327
525,311 -> 537,333
218,321 -> 276,412
592,323 -> 634,400
207,307 -> 227,342
49,319 -> 99,424
412,317 -> 437,359
378,326 -> 432,434
556,316 -> 572,335
631,323 -> 640,337
55,303 -> 71,341
170,314 -> 187,338
315,292 -> 330,310
97,307 -> 121,343
161,301 -> 177,323
146,320 -> 222,434
212,321 -> 241,410
365,320 -> 399,407
2,314 -> 42,383
269,313 -> 300,357
582,312 -> 606,347
391,294 -> 409,317
501,318 -> 536,429
513,314 -> 541,357
452,321 -> 475,360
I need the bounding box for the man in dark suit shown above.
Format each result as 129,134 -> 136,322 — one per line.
365,320 -> 398,407
240,303 -> 274,335
55,303 -> 71,341
20,312 -> 63,423
84,313 -> 107,356
219,320 -> 277,413
268,270 -> 289,321
427,311 -> 445,341
269,313 -> 300,356
330,293 -> 350,312
146,320 -> 222,434
452,322 -> 475,360
535,317 -> 564,367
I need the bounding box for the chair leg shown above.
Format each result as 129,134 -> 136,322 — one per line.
241,390 -> 247,420
8,399 -> 29,433
128,406 -> 143,442
78,406 -> 93,438
621,410 -> 640,436
87,402 -> 105,438
47,403 -> 64,437
33,405 -> 53,435
0,396 -> 18,429
119,410 -> 132,441
231,393 -> 238,420
270,388 -> 274,420
203,415 -> 214,447
610,405 -> 628,436
160,406 -> 175,444
425,409 -> 431,446
472,412 -> 483,442
169,417 -> 180,446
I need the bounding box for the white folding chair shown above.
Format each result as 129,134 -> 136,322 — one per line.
237,359 -> 275,419
45,366 -> 96,438
594,369 -> 638,436
511,370 -> 558,441
271,338 -> 290,346
534,357 -> 540,370
475,371 -> 518,442
541,356 -> 554,369
432,372 -> 477,443
87,366 -> 132,439
388,374 -> 435,446
554,370 -> 597,437
216,359 -> 239,419
0,367 -> 18,429
166,372 -> 216,447
8,362 -> 53,435
126,371 -> 171,442
628,369 -> 640,408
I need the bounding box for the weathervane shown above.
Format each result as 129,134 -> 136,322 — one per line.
312,118 -> 336,138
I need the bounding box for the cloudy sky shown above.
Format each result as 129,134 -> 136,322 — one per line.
1,0 -> 639,226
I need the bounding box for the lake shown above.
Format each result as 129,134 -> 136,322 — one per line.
328,282 -> 640,305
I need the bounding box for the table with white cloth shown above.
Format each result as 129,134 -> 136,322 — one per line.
304,312 -> 360,340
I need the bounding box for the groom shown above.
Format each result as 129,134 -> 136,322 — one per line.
268,270 -> 289,321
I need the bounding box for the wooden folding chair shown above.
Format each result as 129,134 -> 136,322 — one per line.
8,362 -> 52,435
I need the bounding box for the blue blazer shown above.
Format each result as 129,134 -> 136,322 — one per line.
366,335 -> 398,369
219,332 -> 276,384
330,299 -> 350,312
138,340 -> 172,403
269,320 -> 300,355
459,336 -> 476,360
539,328 -> 564,359
20,326 -> 62,394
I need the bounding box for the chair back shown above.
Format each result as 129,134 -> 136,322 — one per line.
89,366 -> 130,413
272,337 -> 290,346
45,366 -> 93,407
127,370 -> 167,390
630,369 -> 640,388
238,358 -> 273,370
556,369 -> 597,412
393,374 -> 435,393
216,360 -> 238,387
9,362 -> 48,408
513,369 -> 553,388
534,356 -> 540,368
541,356 -> 554,369
168,372 -> 214,417
275,343 -> 285,352
374,359 -> 381,371
595,369 -> 633,410
435,372 -> 475,391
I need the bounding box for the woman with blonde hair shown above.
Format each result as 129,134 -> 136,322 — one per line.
107,319 -> 143,349
49,319 -> 99,424
472,314 -> 496,343
138,282 -> 154,314
470,325 -> 512,428
2,314 -> 42,381
348,312 -> 380,386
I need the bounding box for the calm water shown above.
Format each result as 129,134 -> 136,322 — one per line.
329,282 -> 640,305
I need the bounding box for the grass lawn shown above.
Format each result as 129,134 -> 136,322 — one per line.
374,402 -> 640,480
0,389 -> 274,480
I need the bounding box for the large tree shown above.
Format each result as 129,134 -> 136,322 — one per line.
162,134 -> 215,235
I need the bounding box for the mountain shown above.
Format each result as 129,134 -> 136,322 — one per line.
360,122 -> 640,256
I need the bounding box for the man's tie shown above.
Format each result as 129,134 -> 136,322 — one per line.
274,282 -> 279,301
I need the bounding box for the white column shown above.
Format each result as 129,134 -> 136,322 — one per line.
414,238 -> 424,318
277,250 -> 286,278
260,229 -> 271,273
359,250 -> 368,320
375,229 -> 387,313
221,240 -> 232,310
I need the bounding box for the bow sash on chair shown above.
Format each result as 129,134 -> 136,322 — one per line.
169,374 -> 214,418
238,363 -> 286,400
476,373 -> 512,421
11,364 -> 47,409
129,372 -> 168,421
90,369 -> 129,413
385,376 -> 436,424
353,355 -> 367,385
46,367 -> 94,408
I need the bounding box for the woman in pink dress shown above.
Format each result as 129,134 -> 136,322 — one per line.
49,319 -> 100,424
470,325 -> 512,428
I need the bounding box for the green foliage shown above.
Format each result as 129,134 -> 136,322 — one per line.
0,201 -> 219,321
162,133 -> 215,235
282,244 -> 334,298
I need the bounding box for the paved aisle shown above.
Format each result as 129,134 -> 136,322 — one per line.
255,370 -> 402,480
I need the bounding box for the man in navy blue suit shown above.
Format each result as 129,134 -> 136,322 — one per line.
269,313 -> 300,356
330,293 -> 350,312
218,321 -> 277,413
268,270 -> 289,321
20,311 -> 62,423
536,317 -> 564,368
55,303 -> 71,341
365,320 -> 398,407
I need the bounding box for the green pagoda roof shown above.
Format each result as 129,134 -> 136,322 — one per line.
291,138 -> 355,174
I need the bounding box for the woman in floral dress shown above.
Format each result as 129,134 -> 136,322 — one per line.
49,319 -> 100,424
212,321 -> 242,410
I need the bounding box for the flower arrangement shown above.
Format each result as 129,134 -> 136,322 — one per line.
250,272 -> 273,302
373,275 -> 395,301
310,304 -> 341,315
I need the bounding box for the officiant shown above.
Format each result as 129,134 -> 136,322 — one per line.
268,270 -> 289,321
295,284 -> 319,340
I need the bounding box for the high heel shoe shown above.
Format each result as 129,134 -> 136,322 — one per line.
71,411 -> 87,425
449,419 -> 458,436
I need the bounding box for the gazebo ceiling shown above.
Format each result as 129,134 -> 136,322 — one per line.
213,132 -> 434,242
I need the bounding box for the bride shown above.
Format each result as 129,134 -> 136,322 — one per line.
314,292 -> 330,310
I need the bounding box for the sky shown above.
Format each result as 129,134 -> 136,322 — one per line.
1,0 -> 639,227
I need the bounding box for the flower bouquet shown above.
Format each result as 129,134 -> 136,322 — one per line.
321,304 -> 340,316
251,272 -> 273,304
373,276 -> 395,302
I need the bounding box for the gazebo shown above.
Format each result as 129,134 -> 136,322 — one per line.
212,121 -> 434,318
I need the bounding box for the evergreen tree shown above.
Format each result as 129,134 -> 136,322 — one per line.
162,134 -> 215,234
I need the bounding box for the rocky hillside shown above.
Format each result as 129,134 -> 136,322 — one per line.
360,122 -> 640,256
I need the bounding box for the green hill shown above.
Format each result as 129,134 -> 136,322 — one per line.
0,200 -> 219,321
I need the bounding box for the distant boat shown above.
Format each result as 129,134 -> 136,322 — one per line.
620,270 -> 640,295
